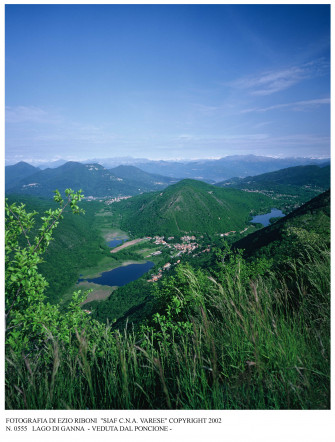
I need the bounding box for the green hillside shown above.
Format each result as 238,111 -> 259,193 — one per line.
218,164 -> 330,187
233,189 -> 330,260
216,165 -> 330,211
118,179 -> 273,236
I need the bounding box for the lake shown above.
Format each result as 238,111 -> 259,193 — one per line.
78,261 -> 155,287
108,238 -> 126,248
250,208 -> 285,227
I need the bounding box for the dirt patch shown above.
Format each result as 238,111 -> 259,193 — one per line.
110,238 -> 147,253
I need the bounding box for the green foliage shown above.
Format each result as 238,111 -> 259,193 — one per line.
5,189 -> 91,354
87,277 -> 154,325
6,194 -> 113,304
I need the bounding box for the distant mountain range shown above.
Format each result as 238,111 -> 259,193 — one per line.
7,154 -> 329,181
130,155 -> 330,182
216,164 -> 330,189
117,179 -> 273,237
5,161 -> 178,198
5,156 -> 330,200
109,165 -> 179,190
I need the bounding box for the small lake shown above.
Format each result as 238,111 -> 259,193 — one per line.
250,208 -> 285,227
78,261 -> 155,287
107,238 -> 126,248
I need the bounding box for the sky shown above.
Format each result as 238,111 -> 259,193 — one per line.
5,3 -> 330,165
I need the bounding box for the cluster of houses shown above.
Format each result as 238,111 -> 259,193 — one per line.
84,195 -> 132,203
146,235 -> 199,256
146,234 -> 212,283
105,195 -> 132,205
173,241 -> 198,254
147,261 -> 180,283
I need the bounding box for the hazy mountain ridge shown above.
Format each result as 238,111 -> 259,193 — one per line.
5,162 -> 179,198
127,155 -> 330,182
217,164 -> 330,188
109,165 -> 179,190
5,161 -> 40,190
6,155 -> 329,182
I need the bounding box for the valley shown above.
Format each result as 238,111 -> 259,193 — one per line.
5,157 -> 330,410
6,160 -> 330,315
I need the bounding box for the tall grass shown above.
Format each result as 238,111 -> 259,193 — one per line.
5,245 -> 330,409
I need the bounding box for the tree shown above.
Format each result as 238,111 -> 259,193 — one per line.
5,189 -> 91,354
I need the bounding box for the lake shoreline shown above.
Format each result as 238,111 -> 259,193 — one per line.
250,208 -> 285,227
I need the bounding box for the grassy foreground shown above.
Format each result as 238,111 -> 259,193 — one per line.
6,241 -> 330,410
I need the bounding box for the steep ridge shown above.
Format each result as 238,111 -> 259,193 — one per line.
233,189 -> 330,259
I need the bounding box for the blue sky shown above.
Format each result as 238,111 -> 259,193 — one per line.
5,4 -> 330,165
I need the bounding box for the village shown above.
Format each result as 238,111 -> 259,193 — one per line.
146,235 -> 208,282
146,228 -> 251,283
84,195 -> 132,204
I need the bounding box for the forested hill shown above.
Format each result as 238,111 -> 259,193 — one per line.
5,161 -> 177,198
233,189 -> 330,260
118,178 -> 273,237
5,161 -> 40,190
217,164 -> 329,187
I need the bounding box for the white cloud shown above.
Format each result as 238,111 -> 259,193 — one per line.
241,98 -> 330,114
230,60 -> 329,96
5,106 -> 61,124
